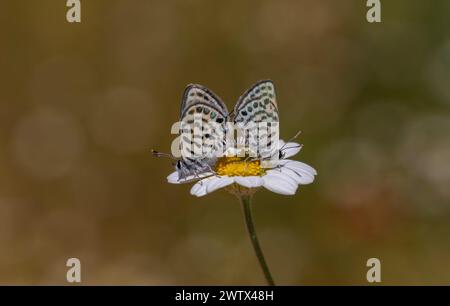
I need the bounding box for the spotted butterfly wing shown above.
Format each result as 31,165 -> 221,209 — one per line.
233,80 -> 279,159
177,84 -> 228,180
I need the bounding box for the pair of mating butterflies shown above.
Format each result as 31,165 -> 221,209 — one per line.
156,80 -> 282,181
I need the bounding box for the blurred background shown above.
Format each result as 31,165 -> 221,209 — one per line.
1,0 -> 450,285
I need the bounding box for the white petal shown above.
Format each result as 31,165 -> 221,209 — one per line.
265,170 -> 299,186
167,171 -> 214,184
190,176 -> 234,197
277,159 -> 317,176
234,176 -> 264,188
262,172 -> 298,195
206,176 -> 234,193
280,142 -> 302,159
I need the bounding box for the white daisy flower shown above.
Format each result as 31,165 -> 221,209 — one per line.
167,139 -> 317,197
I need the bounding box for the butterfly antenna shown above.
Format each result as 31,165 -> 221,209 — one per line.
289,130 -> 302,142
151,149 -> 177,160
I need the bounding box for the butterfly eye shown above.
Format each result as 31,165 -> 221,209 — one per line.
196,106 -> 203,113
247,106 -> 253,112
241,111 -> 247,116
203,108 -> 210,115
253,102 -> 258,108
216,118 -> 224,123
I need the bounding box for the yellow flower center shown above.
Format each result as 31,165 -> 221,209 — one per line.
215,157 -> 265,177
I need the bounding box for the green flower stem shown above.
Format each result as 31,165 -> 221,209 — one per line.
239,194 -> 275,286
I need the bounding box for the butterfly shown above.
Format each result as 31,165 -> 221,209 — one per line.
153,80 -> 282,182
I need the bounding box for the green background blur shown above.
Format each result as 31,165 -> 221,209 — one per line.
1,0 -> 450,285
